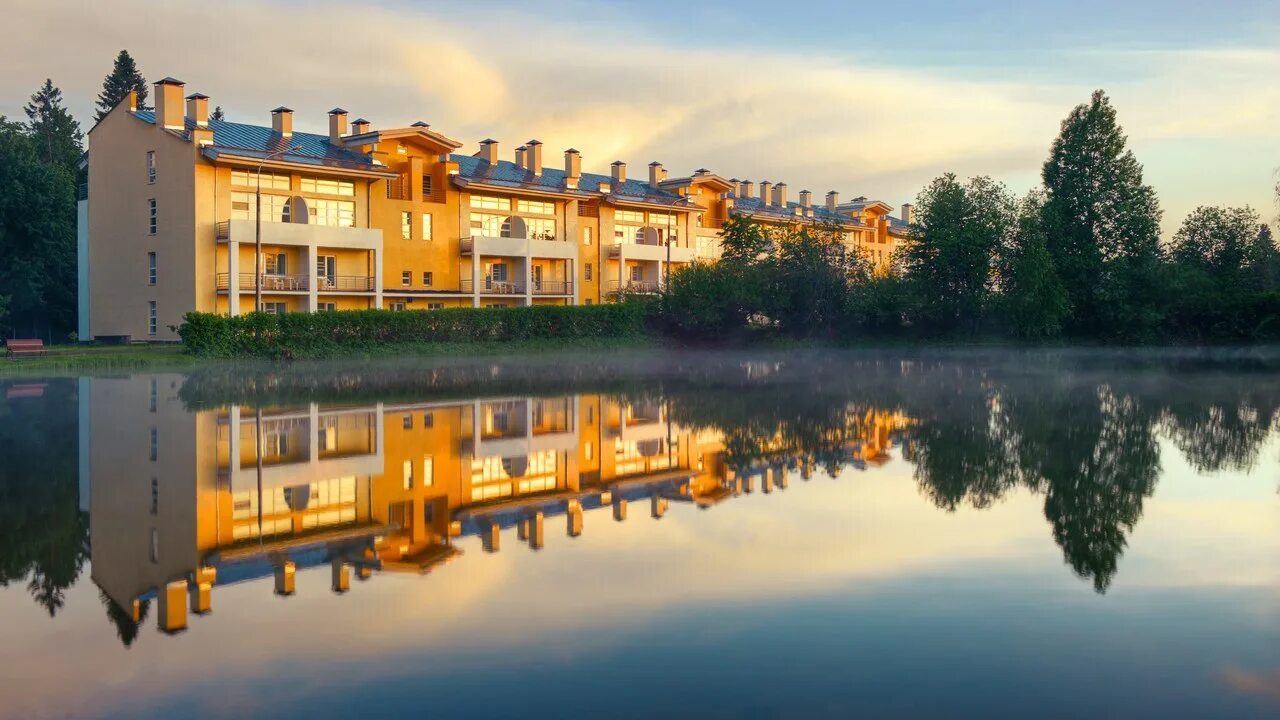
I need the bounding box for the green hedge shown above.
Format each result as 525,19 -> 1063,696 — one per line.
179,303 -> 653,358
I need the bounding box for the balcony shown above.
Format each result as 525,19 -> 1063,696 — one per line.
461,234 -> 576,260
460,278 -> 527,295
215,218 -> 381,251
605,280 -> 662,295
607,242 -> 695,263
531,280 -> 573,296
316,275 -> 376,292
217,273 -> 309,292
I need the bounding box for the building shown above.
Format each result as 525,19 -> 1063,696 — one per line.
78,77 -> 913,342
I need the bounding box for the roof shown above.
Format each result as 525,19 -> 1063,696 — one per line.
732,195 -> 860,227
132,109 -> 386,173
450,154 -> 700,209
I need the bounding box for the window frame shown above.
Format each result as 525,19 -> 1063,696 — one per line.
146,150 -> 156,184
147,252 -> 157,285
148,199 -> 157,235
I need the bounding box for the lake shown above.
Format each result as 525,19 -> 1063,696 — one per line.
1,348 -> 1277,719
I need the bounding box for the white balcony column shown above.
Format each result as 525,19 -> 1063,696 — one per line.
617,246 -> 626,294
523,254 -> 533,306
570,258 -> 579,306
372,248 -> 384,309
227,240 -> 240,317
303,244 -> 318,313
470,251 -> 481,308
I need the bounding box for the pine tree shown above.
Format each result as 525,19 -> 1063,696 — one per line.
211,105 -> 225,121
1041,90 -> 1164,339
23,78 -> 83,175
95,50 -> 148,121
998,191 -> 1068,338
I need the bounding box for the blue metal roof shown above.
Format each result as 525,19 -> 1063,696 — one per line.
733,195 -> 857,226
133,110 -> 381,171
451,154 -> 694,207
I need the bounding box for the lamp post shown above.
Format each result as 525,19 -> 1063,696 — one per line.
254,146 -> 300,312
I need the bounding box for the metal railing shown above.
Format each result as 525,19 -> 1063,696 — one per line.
216,273 -> 309,291
215,220 -> 231,240
605,280 -> 662,295
460,278 -> 527,295
531,280 -> 573,295
316,275 -> 376,292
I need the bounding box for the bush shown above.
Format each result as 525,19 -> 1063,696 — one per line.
179,303 -> 652,358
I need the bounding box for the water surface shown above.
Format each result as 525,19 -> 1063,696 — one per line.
1,349 -> 1278,719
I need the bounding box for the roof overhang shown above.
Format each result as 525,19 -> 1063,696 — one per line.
451,175 -> 590,201
838,200 -> 894,214
660,174 -> 736,193
347,127 -> 464,153
201,147 -> 399,179
602,195 -> 699,213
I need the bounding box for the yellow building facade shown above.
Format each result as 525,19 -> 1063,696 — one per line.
78,77 -> 912,341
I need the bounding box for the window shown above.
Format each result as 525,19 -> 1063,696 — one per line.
489,263 -> 508,282
403,414 -> 413,430
421,175 -> 433,199
148,199 -> 157,235
230,192 -> 291,223
585,442 -> 594,461
422,271 -> 433,287
308,199 -> 355,227
150,478 -> 158,515
147,252 -> 156,285
401,271 -> 411,287
422,456 -> 434,488
516,199 -> 554,215
525,217 -> 555,241
319,302 -> 336,311
615,210 -> 644,224
391,302 -> 406,311
470,213 -> 505,237
584,263 -> 592,281
583,227 -> 592,245
317,255 -> 335,284
401,211 -> 412,240
301,176 -> 355,196
427,302 -> 443,310
231,170 -> 289,190
264,253 -> 287,275
261,302 -> 287,314
584,298 -> 592,305
471,195 -> 509,211
403,459 -> 414,490
423,412 -> 434,428
149,427 -> 158,461
148,301 -> 157,336
146,151 -> 156,184
422,214 -> 432,241
630,266 -> 643,282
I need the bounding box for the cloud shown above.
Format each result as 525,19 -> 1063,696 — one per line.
0,0 -> 1275,228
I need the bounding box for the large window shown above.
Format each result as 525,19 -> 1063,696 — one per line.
470,212 -> 504,237
422,214 -> 433,241
308,199 -> 355,227
301,176 -> 355,196
583,227 -> 592,245
148,199 -> 157,235
231,192 -> 291,223
401,211 -> 411,240
471,195 -> 509,211
615,210 -> 644,224
231,170 -> 289,190
146,151 -> 156,184
526,217 -> 555,241
516,199 -> 554,215
147,252 -> 156,285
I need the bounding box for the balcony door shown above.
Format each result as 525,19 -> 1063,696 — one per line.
532,265 -> 542,291
317,255 -> 336,290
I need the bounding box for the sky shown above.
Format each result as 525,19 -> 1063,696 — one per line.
2,0 -> 1277,232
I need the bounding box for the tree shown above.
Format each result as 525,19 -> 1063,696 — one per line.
1041,90 -> 1164,339
764,221 -> 864,337
1169,206 -> 1260,285
95,50 -> 149,121
23,78 -> 83,174
997,191 -> 1069,338
211,105 -> 225,121
717,213 -> 771,265
901,174 -> 1014,333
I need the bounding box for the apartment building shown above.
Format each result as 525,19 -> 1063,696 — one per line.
78,77 -> 912,341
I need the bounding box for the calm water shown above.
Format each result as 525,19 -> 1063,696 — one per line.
1,349 -> 1278,719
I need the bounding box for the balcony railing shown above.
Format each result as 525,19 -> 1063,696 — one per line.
215,220 -> 231,240
317,275 -> 376,292
531,280 -> 573,296
460,278 -> 526,295
216,273 -> 309,292
605,280 -> 662,295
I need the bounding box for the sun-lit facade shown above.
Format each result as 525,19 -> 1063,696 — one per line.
79,375 -> 910,634
77,77 -> 912,341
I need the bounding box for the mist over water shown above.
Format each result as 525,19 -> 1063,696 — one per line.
2,348 -> 1278,719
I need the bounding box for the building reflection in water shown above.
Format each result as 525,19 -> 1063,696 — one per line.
79,376 -> 909,638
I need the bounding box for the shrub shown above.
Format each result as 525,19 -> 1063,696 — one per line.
179,303 -> 651,358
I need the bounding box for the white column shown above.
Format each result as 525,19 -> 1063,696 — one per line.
228,240 -> 240,317
470,251 -> 481,308
617,246 -> 626,295
524,255 -> 533,307
570,258 -> 579,306
304,244 -> 318,313
373,248 -> 384,310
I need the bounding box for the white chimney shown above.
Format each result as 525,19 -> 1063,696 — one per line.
799,190 -> 812,209
185,93 -> 209,127
902,203 -> 916,225
271,106 -> 293,138
826,190 -> 839,211
759,181 -> 772,206
565,149 -> 581,188
649,161 -> 663,188
515,145 -> 527,169
154,77 -> 185,130
526,139 -> 543,176
611,160 -> 626,184
479,139 -> 498,164
328,108 -> 348,143
351,118 -> 371,135
774,182 -> 787,207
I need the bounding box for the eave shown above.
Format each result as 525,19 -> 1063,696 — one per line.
201,147 -> 399,179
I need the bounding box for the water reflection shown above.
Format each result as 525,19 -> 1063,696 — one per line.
1,350 -> 1277,653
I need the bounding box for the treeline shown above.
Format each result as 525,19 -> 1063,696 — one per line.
0,51 -> 151,340
660,91 -> 1280,343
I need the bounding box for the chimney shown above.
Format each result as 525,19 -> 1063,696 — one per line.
515,145 -> 527,169
154,77 -> 185,130
410,121 -> 430,128
328,108 -> 348,143
774,182 -> 787,207
125,90 -> 138,113
271,107 -> 293,137
759,181 -> 772,206
185,93 -> 209,127
479,139 -> 498,164
728,178 -> 739,198
611,160 -> 626,184
826,190 -> 839,211
565,148 -> 581,185
648,161 -> 663,188
902,203 -> 915,225
526,139 -> 543,176
799,190 -> 812,209
351,118 -> 371,135
740,180 -> 754,199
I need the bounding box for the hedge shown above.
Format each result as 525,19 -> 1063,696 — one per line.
179,303 -> 653,358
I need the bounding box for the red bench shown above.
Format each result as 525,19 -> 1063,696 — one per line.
5,339 -> 46,358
